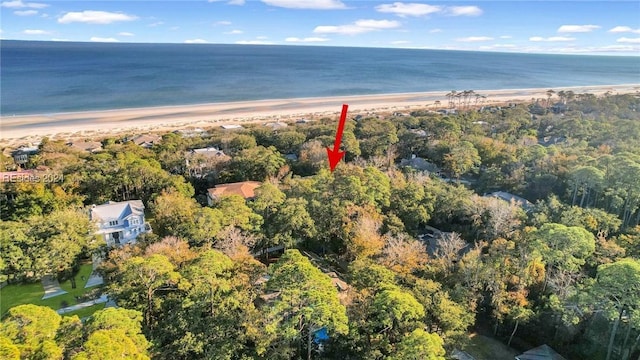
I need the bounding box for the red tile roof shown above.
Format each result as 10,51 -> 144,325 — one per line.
207,181 -> 261,200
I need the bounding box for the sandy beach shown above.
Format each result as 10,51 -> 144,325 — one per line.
1,84 -> 638,146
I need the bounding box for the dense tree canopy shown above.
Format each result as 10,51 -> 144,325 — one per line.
2,92 -> 639,359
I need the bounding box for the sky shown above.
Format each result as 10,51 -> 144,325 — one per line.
1,0 -> 639,55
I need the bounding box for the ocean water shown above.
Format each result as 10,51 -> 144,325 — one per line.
1,40 -> 639,115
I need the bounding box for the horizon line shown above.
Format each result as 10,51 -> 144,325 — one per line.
1,39 -> 639,57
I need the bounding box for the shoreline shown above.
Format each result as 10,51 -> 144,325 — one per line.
2,84 -> 639,145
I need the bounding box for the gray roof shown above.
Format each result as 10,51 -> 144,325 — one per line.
487,191 -> 534,211
516,345 -> 567,360
400,157 -> 440,172
90,200 -> 144,222
189,147 -> 226,156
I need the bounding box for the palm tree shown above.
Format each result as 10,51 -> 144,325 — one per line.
455,92 -> 463,109
557,90 -> 566,104
446,90 -> 457,108
546,89 -> 556,108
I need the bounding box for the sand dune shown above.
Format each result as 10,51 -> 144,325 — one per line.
1,84 -> 638,145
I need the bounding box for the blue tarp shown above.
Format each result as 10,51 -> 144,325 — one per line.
313,327 -> 329,344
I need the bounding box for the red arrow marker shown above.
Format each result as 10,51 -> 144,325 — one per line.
326,104 -> 349,172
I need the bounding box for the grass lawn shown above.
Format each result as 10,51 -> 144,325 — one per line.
462,333 -> 520,360
1,263 -> 101,317
64,303 -> 106,319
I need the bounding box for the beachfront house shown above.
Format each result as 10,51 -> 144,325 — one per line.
207,181 -> 261,206
68,140 -> 103,153
130,134 -> 162,149
12,145 -> 39,167
264,122 -> 288,130
90,200 -> 150,247
185,147 -> 230,177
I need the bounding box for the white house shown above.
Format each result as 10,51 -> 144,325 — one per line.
90,200 -> 150,247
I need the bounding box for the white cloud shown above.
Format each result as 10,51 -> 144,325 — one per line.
617,37 -> 640,43
51,38 -> 70,41
375,2 -> 442,17
14,9 -> 37,15
23,29 -> 49,35
456,36 -> 493,42
261,0 -> 346,9
256,36 -> 269,40
58,10 -> 137,24
208,0 -> 245,5
285,36 -> 329,42
215,20 -> 232,26
90,36 -> 119,42
184,39 -> 208,44
149,21 -> 164,27
529,36 -> 575,42
314,19 -> 401,35
391,40 -> 410,44
236,40 -> 274,45
1,0 -> 48,9
500,35 -> 512,39
429,28 -> 442,33
118,32 -> 134,36
170,26 -> 180,30
446,5 -> 482,16
375,3 -> 482,17
478,44 -> 516,50
609,26 -> 640,34
224,29 -> 243,34
557,25 -> 600,33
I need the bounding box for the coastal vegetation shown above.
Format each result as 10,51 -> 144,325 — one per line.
1,92 -> 639,359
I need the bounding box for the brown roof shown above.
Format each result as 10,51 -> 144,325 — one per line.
68,141 -> 102,153
131,134 -> 161,146
207,181 -> 261,200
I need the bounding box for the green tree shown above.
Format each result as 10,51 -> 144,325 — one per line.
271,198 -> 317,249
355,118 -> 399,158
0,304 -> 62,359
389,178 -> 432,232
72,329 -> 149,360
0,336 -> 19,360
214,194 -> 263,232
273,131 -> 306,154
372,287 -> 425,341
387,329 -> 446,360
151,190 -> 200,238
262,250 -> 349,359
592,258 -> 640,360
108,254 -> 182,328
228,134 -> 257,153
443,141 -> 481,179
85,308 -> 149,354
152,249 -> 262,359
530,223 -> 595,289
28,208 -> 95,279
223,146 -> 286,181
0,221 -> 31,282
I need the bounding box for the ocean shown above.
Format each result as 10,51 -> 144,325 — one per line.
1,40 -> 639,115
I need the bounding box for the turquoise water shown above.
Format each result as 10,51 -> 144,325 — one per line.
1,40 -> 639,115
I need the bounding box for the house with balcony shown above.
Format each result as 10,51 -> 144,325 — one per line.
90,200 -> 150,247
